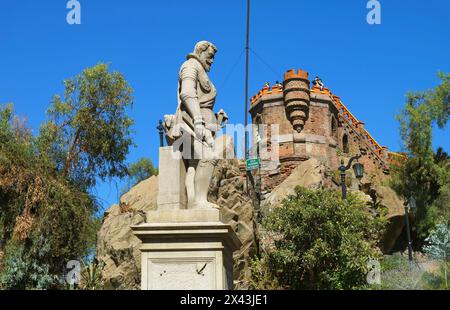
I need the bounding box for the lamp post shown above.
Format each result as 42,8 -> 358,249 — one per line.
157,119 -> 165,147
404,196 -> 416,263
339,155 -> 364,200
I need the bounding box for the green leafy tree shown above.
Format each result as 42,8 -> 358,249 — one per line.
423,222 -> 450,288
0,63 -> 134,289
252,187 -> 386,290
121,157 -> 158,195
128,157 -> 158,183
0,103 -> 101,289
390,72 -> 450,243
40,63 -> 134,188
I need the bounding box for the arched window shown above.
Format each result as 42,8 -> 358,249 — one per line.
331,116 -> 337,137
343,134 -> 349,154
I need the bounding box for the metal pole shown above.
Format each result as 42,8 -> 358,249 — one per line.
340,159 -> 347,200
404,205 -> 413,262
157,119 -> 164,147
256,139 -> 261,221
244,0 -> 250,191
340,168 -> 347,200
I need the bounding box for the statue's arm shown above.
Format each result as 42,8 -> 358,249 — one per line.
179,65 -> 203,124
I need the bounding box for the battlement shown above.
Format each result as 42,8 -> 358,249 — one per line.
284,69 -> 309,81
250,85 -> 283,105
311,85 -> 332,96
330,92 -> 388,160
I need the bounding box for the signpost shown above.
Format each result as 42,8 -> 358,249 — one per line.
246,158 -> 260,171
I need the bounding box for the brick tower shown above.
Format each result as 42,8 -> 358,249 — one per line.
249,69 -> 399,193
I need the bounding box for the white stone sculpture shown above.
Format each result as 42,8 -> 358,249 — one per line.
163,40 -> 229,210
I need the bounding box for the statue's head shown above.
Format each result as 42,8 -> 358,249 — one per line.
192,41 -> 217,72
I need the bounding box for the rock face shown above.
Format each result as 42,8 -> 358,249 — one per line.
261,158 -> 326,214
96,176 -> 158,290
208,159 -> 256,286
97,160 -> 255,290
260,158 -> 405,254
368,184 -> 406,253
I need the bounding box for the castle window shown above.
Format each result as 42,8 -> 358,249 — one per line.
343,134 -> 349,154
331,116 -> 337,137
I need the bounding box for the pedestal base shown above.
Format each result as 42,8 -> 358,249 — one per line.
131,210 -> 241,290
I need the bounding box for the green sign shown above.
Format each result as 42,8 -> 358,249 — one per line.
246,158 -> 260,171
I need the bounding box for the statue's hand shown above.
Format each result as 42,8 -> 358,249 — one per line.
205,131 -> 215,148
194,123 -> 206,140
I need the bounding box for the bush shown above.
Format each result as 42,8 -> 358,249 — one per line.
0,238 -> 57,289
252,187 -> 386,290
423,221 -> 449,288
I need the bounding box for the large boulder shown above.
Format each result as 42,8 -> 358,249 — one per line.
261,158 -> 327,214
96,176 -> 158,289
120,175 -> 158,212
369,184 -> 405,253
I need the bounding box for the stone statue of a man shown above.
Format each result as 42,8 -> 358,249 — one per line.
164,41 -> 229,210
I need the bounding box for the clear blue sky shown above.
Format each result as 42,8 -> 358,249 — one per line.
0,0 -> 448,211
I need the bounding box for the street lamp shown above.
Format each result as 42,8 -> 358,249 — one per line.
157,119 -> 165,147
404,196 -> 416,263
339,155 -> 364,199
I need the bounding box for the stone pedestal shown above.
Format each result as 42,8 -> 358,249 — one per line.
131,209 -> 241,290
156,146 -> 187,210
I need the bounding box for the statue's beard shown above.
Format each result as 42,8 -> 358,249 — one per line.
200,57 -> 212,72
187,53 -> 212,72
203,62 -> 211,72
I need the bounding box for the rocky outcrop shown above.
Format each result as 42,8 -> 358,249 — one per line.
261,158 -> 326,215
119,176 -> 159,212
97,160 -> 255,290
367,184 -> 405,253
208,159 -> 256,286
260,158 -> 405,254
96,176 -> 158,289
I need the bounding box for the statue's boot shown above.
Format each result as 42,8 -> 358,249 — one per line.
185,164 -> 196,209
193,159 -> 219,209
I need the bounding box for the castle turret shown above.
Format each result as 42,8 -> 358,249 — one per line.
249,68 -> 400,193
283,69 -> 310,132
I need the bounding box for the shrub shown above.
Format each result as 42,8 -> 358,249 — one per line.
252,187 -> 386,290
